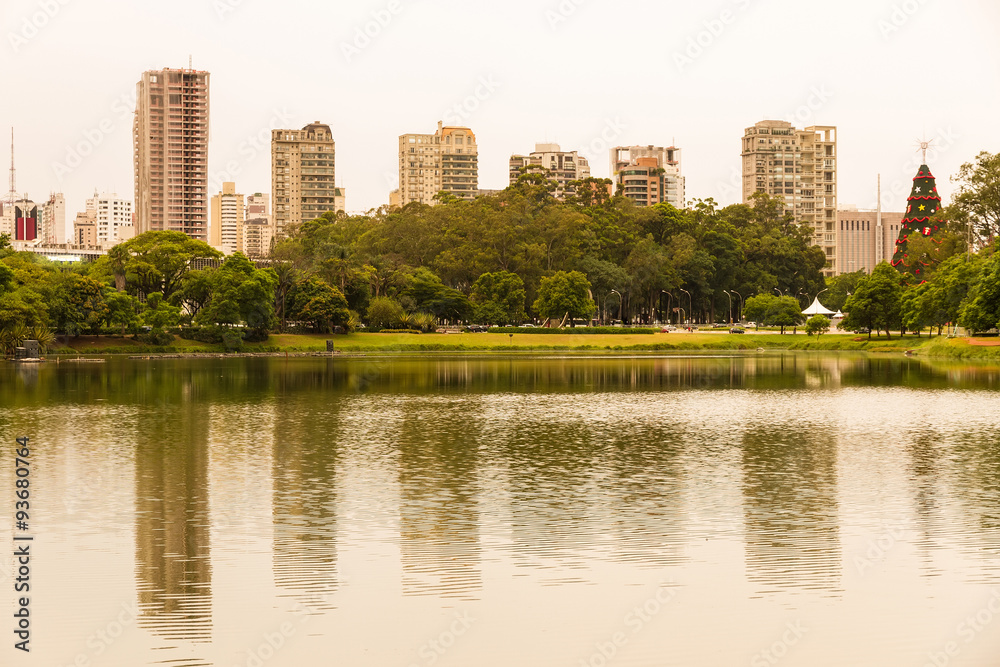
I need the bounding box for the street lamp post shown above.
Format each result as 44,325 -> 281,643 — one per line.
660,291 -> 673,326
608,289 -> 622,326
773,287 -> 782,297
680,288 -> 691,327
731,290 -> 745,322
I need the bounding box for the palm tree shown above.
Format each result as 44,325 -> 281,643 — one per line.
107,245 -> 129,292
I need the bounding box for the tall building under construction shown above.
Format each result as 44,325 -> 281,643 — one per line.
133,67 -> 210,241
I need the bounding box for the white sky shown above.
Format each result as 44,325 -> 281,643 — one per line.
2,0 -> 998,222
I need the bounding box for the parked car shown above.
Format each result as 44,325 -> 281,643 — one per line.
854,327 -> 871,334
467,325 -> 488,333
712,323 -> 728,329
730,327 -> 746,334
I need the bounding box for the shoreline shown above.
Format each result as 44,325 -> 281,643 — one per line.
20,332 -> 1000,361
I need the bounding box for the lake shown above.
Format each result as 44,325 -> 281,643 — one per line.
2,353 -> 1000,666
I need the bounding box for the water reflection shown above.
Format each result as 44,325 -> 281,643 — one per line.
271,389 -> 340,610
397,396 -> 482,598
134,391 -> 213,642
741,424 -> 842,595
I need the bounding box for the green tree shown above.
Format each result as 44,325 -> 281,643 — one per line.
959,249 -> 1000,332
533,270 -> 595,326
142,292 -> 181,330
104,291 -> 140,334
196,254 -> 278,337
366,296 -> 406,330
119,231 -> 221,299
842,262 -> 903,338
470,271 -> 526,326
951,151 -> 1000,245
402,267 -> 470,321
289,277 -> 350,333
805,314 -> 831,336
49,274 -> 108,336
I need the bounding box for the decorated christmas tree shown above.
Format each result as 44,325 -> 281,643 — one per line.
891,158 -> 945,284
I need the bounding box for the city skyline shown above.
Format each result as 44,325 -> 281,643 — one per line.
3,0 -> 997,223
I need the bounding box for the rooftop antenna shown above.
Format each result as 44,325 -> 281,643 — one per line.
876,174 -> 884,263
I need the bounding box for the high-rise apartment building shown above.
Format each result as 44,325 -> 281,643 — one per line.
398,121 -> 478,206
742,121 -> 837,276
271,123 -> 337,239
837,207 -> 904,275
133,67 -> 210,241
73,211 -> 98,247
509,143 -> 590,199
611,145 -> 685,209
241,192 -> 272,258
39,193 -> 66,245
88,192 -> 133,247
210,182 -> 244,255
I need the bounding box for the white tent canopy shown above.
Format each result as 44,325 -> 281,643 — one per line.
802,297 -> 836,316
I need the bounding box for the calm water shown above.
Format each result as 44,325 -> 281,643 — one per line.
2,353 -> 1000,666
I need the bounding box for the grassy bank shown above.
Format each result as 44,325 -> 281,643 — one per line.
37,331 -> 1000,359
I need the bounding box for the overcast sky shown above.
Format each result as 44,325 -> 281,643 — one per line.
3,0 -> 998,222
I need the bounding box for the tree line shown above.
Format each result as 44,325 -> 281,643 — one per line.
1,150 -> 997,350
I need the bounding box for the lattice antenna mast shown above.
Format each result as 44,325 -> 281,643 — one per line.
7,128 -> 15,206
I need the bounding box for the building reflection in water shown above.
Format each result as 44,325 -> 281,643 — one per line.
134,389 -> 213,642
741,425 -> 842,595
271,383 -> 340,611
397,396 -> 482,599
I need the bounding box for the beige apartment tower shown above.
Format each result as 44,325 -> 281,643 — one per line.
210,182 -> 244,255
509,143 -> 590,199
241,192 -> 273,258
133,67 -> 210,241
611,145 -> 685,209
271,123 -> 338,239
397,121 -> 478,206
742,121 -> 837,276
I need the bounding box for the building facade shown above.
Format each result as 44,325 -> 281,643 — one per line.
73,211 -> 98,248
271,123 -> 337,239
133,67 -> 210,241
611,145 -> 685,209
241,192 -> 273,258
88,192 -> 133,247
39,193 -> 66,245
742,121 -> 837,276
210,182 -> 244,255
509,143 -> 590,199
836,208 -> 904,275
398,121 -> 478,206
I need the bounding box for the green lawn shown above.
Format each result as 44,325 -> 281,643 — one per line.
44,330 -> 991,356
